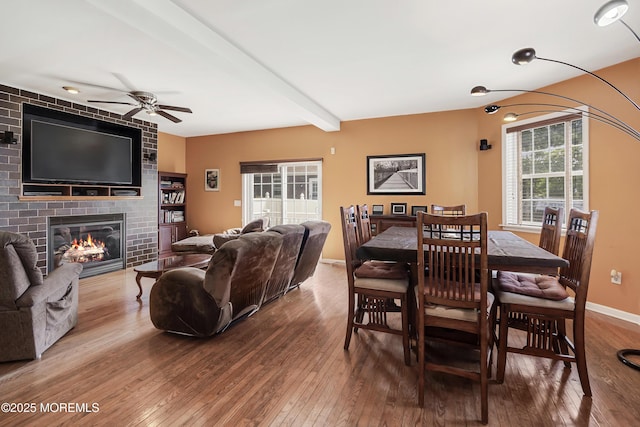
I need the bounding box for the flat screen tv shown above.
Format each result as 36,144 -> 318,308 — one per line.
22,104 -> 142,186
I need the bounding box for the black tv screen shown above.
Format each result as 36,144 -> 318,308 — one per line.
22,105 -> 142,186
31,120 -> 133,184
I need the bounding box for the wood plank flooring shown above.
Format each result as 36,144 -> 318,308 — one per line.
1,262 -> 639,426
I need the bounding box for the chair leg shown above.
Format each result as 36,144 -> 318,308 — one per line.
573,315 -> 592,396
555,319 -> 572,368
415,307 -> 424,408
401,293 -> 410,366
496,304 -> 509,383
481,350 -> 489,424
344,291 -> 355,350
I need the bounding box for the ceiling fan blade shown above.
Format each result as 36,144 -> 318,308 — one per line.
87,100 -> 137,105
112,72 -> 137,92
157,105 -> 192,113
156,110 -> 182,123
123,107 -> 144,120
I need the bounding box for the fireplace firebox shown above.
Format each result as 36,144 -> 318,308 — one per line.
48,214 -> 125,278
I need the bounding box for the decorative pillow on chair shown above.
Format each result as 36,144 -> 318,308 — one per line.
496,271 -> 569,301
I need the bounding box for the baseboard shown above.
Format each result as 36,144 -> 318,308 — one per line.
586,302 -> 640,326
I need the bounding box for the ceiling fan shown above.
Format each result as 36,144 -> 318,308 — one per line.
87,91 -> 192,123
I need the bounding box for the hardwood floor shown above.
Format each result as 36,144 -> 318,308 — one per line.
1,262 -> 639,426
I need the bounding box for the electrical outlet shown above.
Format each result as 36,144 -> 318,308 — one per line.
610,269 -> 622,285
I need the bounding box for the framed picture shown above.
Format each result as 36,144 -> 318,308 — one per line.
372,204 -> 384,215
205,169 -> 220,191
391,203 -> 407,215
367,153 -> 426,195
411,205 -> 428,216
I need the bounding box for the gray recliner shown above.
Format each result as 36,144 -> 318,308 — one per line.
0,231 -> 82,362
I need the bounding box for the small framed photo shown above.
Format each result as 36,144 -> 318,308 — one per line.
391,203 -> 407,215
411,205 -> 428,216
372,204 -> 384,215
205,169 -> 220,191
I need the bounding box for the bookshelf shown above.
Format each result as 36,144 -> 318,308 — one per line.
158,171 -> 188,256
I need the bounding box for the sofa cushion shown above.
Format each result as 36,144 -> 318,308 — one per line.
171,235 -> 215,254
240,217 -> 269,234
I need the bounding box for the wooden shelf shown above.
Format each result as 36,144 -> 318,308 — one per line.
158,172 -> 188,256
20,183 -> 142,200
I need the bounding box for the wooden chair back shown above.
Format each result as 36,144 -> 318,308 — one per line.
417,212 -> 488,324
355,204 -> 373,245
340,205 -> 360,279
539,206 -> 563,255
559,208 -> 599,308
430,204 -> 466,216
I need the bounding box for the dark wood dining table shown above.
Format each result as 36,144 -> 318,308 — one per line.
356,226 -> 568,274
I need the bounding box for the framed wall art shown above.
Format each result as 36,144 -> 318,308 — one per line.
205,169 -> 220,191
367,153 -> 426,195
411,205 -> 428,216
372,204 -> 384,215
391,203 -> 407,215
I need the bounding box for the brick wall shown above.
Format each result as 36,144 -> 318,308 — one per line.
0,84 -> 158,272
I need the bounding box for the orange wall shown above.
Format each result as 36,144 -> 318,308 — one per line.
164,58 -> 639,318
184,109 -> 480,260
478,58 -> 640,316
157,132 -> 186,173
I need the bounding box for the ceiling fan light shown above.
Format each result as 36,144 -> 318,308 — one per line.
594,0 -> 629,26
504,113 -> 518,122
147,110 -> 158,116
62,86 -> 80,94
512,48 -> 537,65
484,105 -> 501,114
471,86 -> 489,96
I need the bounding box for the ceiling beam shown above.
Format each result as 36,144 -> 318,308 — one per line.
86,0 -> 340,132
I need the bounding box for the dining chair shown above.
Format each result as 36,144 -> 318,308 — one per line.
538,206 -> 563,256
340,205 -> 411,365
492,206 -> 564,334
355,204 -> 373,245
430,204 -> 466,216
492,208 -> 599,397
415,211 -> 492,424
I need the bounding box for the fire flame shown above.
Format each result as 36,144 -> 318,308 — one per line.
64,233 -> 106,263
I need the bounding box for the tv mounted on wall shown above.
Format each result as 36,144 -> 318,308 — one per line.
22,104 -> 142,187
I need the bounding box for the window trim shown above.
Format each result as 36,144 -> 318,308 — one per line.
242,159 -> 323,226
501,106 -> 589,233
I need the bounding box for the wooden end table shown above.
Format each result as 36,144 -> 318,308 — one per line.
133,253 -> 212,299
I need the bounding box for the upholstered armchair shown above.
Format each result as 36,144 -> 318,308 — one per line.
0,231 -> 82,362
150,231 -> 283,336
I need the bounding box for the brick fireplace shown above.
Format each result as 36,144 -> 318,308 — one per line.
0,84 -> 159,274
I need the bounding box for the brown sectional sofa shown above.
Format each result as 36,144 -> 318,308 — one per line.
150,220 -> 331,337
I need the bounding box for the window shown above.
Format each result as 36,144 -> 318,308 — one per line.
502,109 -> 589,230
242,160 -> 322,226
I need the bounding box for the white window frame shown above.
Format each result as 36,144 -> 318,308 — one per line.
242,160 -> 323,226
501,107 -> 589,234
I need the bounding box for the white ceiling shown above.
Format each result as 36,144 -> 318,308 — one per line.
1,0 -> 638,137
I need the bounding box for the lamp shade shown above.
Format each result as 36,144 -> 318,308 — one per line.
594,0 -> 629,26
512,48 -> 537,65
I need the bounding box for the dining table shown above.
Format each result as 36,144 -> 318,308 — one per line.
356,226 -> 568,274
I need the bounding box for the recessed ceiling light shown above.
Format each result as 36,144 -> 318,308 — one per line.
62,86 -> 80,94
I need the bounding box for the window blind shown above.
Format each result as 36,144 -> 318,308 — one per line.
239,158 -> 322,174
